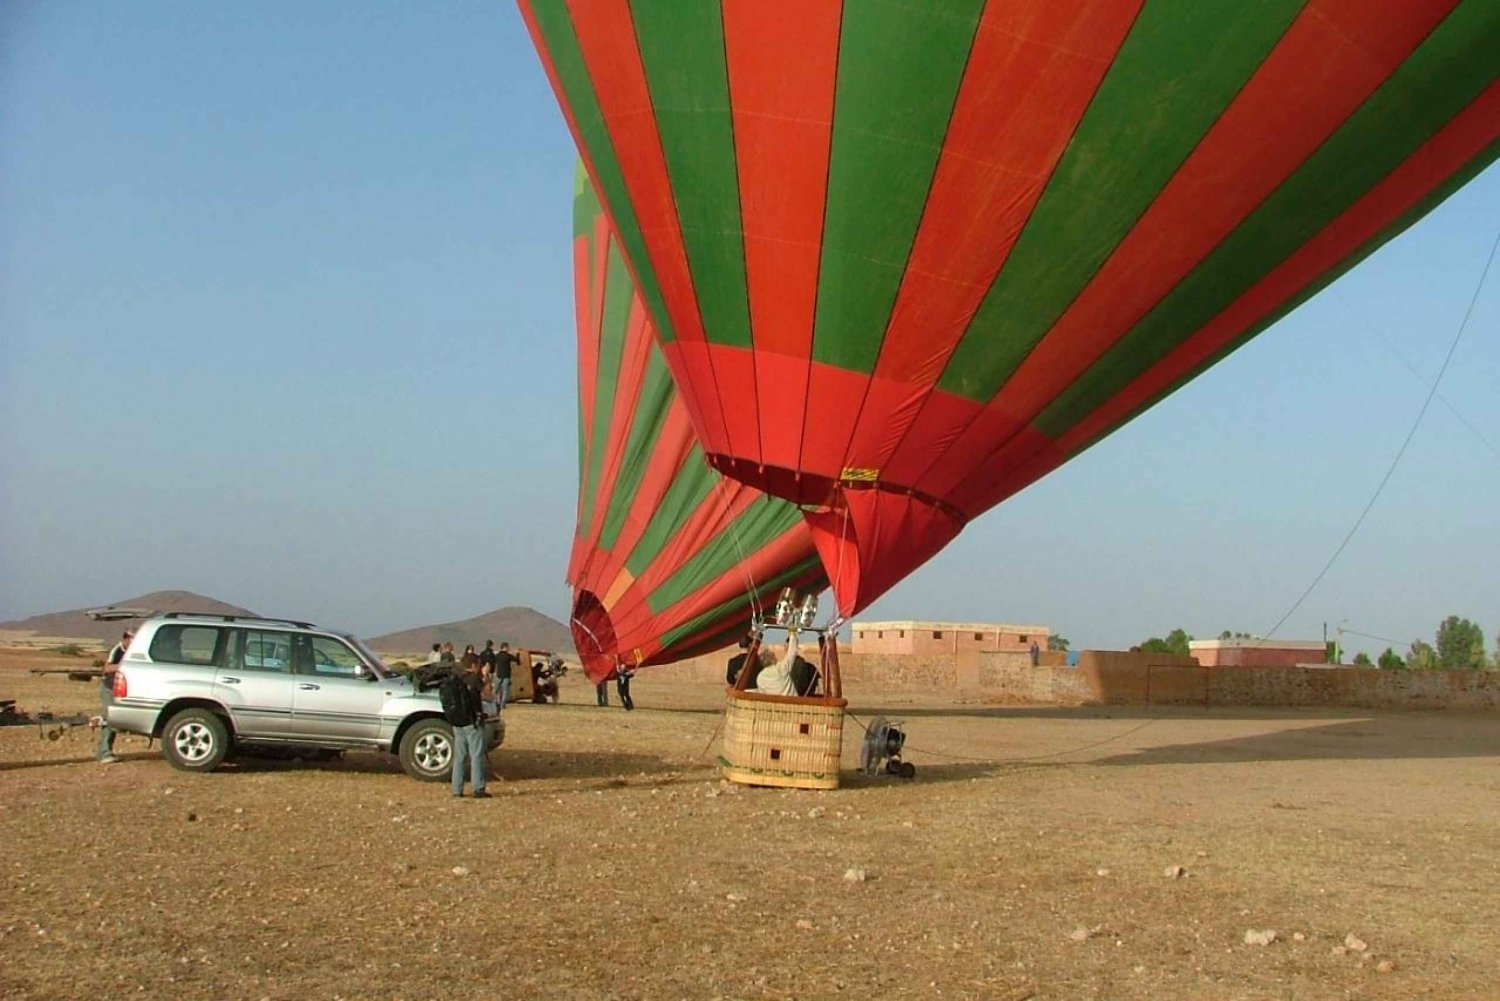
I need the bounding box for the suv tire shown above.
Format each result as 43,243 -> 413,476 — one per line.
399,718 -> 454,782
162,708 -> 231,773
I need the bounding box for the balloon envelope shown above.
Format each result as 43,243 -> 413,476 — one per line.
525,0 -> 1500,614
568,167 -> 825,681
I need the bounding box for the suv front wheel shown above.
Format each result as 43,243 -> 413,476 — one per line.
162,708 -> 231,773
399,718 -> 454,782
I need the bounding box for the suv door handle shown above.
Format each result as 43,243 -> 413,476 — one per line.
298,683 -> 320,691
221,677 -> 241,685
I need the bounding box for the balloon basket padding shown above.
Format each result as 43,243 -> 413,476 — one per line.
719,690 -> 847,790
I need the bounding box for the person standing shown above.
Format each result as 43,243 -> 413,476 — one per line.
98,629 -> 132,763
725,635 -> 752,686
425,643 -> 442,665
1029,640 -> 1041,667
614,663 -> 635,711
440,658 -> 490,799
440,642 -> 457,664
595,676 -> 609,706
494,642 -> 518,711
479,639 -> 497,674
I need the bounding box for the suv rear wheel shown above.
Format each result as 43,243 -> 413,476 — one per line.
162,708 -> 231,773
399,718 -> 454,782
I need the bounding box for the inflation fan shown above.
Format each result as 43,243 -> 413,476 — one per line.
859,716 -> 915,779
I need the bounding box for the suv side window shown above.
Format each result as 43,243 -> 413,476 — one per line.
306,635 -> 365,677
149,625 -> 225,666
243,630 -> 292,673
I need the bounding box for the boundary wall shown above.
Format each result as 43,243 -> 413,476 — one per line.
663,647 -> 1498,711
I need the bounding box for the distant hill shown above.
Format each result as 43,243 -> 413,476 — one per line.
0,590 -> 259,643
370,606 -> 574,656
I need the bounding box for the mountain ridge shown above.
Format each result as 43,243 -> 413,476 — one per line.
368,606 -> 573,655
0,590 -> 260,643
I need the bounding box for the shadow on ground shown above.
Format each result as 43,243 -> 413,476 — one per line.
1092,715 -> 1500,767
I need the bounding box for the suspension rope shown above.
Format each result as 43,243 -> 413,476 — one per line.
843,710 -> 1161,765
1262,225 -> 1500,640
712,473 -> 763,618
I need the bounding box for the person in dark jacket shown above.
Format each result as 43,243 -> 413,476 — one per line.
442,659 -> 490,799
615,664 -> 635,711
790,649 -> 819,697
494,643 -> 518,710
725,635 -> 753,686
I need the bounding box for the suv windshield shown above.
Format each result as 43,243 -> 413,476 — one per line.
347,635 -> 394,679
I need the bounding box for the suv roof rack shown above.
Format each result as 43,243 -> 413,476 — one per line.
161,611 -> 319,629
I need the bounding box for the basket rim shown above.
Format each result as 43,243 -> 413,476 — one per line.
726,689 -> 848,708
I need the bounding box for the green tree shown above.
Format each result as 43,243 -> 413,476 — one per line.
1435,615 -> 1485,669
1377,647 -> 1405,670
1407,639 -> 1437,670
1139,628 -> 1192,657
1047,634 -> 1070,652
1218,630 -> 1253,640
1352,651 -> 1372,667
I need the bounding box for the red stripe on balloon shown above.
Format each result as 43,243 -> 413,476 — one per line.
567,228 -> 602,585
560,0 -> 735,454
722,0 -> 842,471
855,0 -> 1142,477
630,478 -> 763,595
982,79 -> 1500,513
577,399 -> 699,598
985,0 -> 1459,429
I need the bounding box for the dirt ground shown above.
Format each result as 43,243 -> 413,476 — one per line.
2,644 -> 1498,1000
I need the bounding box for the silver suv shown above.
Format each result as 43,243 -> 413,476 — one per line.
105,613 -> 503,780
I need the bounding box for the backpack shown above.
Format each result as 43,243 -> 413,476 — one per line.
438,674 -> 471,726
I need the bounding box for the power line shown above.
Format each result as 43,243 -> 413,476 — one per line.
1339,626 -> 1408,648
1264,225 -> 1500,639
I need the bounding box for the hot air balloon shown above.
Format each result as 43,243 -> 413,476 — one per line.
568,165 -> 826,682
524,0 -> 1500,617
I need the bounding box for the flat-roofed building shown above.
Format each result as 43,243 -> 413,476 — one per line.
852,621 -> 1051,657
1188,638 -> 1328,668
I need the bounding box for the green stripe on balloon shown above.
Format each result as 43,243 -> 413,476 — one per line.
529,1 -> 680,343
813,0 -> 985,373
1037,0 -> 1500,438
939,0 -> 1307,402
624,445 -> 718,579
649,498 -> 812,614
1048,132 -> 1500,490
632,2 -> 751,348
578,238 -> 633,534
656,553 -> 826,651
570,169 -> 594,489
598,351 -> 676,552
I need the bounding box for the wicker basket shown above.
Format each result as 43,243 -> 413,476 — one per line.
719,632 -> 846,790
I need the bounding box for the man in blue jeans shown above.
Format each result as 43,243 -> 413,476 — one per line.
494,642 -> 518,711
441,659 -> 490,799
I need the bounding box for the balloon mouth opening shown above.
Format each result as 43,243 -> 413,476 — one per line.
570,590 -> 617,682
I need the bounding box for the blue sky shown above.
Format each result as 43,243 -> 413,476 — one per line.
3,2 -> 1496,659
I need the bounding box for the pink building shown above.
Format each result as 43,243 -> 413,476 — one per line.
1188,638 -> 1329,668
852,620 -> 1051,657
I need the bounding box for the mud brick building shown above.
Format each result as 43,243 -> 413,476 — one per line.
852,620 -> 1051,657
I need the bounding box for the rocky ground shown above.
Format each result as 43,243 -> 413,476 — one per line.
3,645 -> 1498,999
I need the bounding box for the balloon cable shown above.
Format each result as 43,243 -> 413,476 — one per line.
1262,224 -> 1500,640
843,709 -> 1159,765
713,475 -> 762,617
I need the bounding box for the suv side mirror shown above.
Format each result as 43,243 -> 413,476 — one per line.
354,664 -> 371,680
